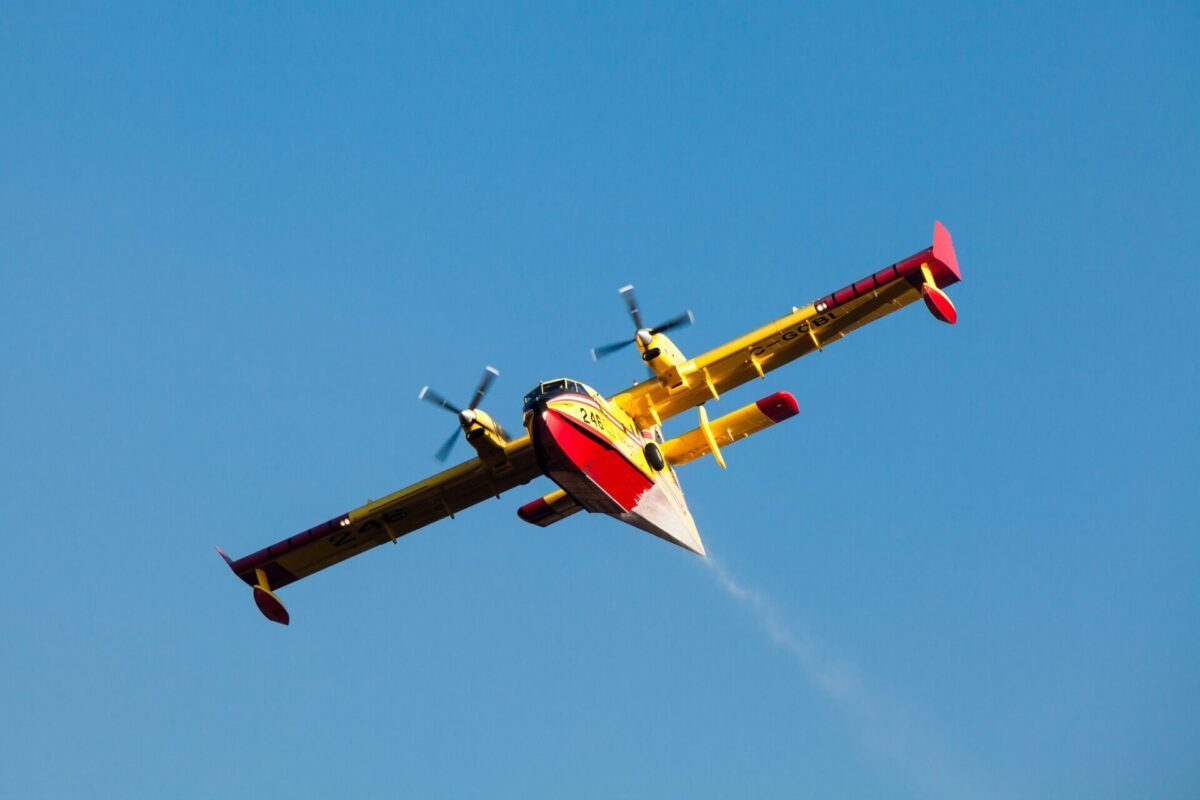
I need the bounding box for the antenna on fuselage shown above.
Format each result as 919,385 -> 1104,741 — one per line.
590,284 -> 694,361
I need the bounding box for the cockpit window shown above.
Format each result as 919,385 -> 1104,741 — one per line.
522,379 -> 575,413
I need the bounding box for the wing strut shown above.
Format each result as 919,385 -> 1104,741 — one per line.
697,406 -> 727,469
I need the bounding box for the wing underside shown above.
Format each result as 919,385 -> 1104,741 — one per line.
610,221 -> 961,426
219,437 -> 541,622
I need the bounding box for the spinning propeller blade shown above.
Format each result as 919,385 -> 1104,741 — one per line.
420,366 -> 502,461
651,309 -> 694,335
418,385 -> 462,415
591,285 -> 693,361
591,340 -> 635,361
469,366 -> 500,410
435,428 -> 461,462
619,284 -> 644,329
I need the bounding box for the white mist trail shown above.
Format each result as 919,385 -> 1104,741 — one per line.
704,555 -> 996,800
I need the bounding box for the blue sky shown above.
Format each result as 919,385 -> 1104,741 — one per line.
1,3 -> 1196,798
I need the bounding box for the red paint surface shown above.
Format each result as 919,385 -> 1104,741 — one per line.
932,220 -> 961,283
223,513 -> 348,589
755,391 -> 800,422
517,497 -> 552,525
921,284 -> 958,324
873,264 -> 899,285
817,222 -> 962,315
541,410 -> 653,511
253,586 -> 290,625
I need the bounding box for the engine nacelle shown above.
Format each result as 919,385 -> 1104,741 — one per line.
639,332 -> 691,385
462,408 -> 511,468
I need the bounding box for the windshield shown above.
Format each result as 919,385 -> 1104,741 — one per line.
522,379 -> 576,413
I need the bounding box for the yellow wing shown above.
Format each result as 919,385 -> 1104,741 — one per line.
609,222 -> 961,427
219,436 -> 541,619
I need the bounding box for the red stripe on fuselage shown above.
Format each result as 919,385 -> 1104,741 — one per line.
537,408 -> 653,512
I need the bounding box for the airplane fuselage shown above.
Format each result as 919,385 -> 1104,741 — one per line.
521,378 -> 704,554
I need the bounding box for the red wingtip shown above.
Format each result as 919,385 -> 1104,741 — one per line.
932,220 -> 961,284
216,546 -> 233,567
253,586 -> 290,625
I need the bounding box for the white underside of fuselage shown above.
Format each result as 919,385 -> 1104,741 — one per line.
529,395 -> 706,556
617,479 -> 706,556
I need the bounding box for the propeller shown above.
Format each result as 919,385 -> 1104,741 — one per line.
591,284 -> 693,361
418,366 -> 500,462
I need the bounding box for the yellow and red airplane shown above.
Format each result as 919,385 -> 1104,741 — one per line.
219,222 -> 962,624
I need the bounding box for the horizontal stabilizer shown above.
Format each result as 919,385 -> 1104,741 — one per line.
662,391 -> 799,466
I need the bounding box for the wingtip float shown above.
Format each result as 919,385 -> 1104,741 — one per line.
220,221 -> 962,625
217,546 -> 291,625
